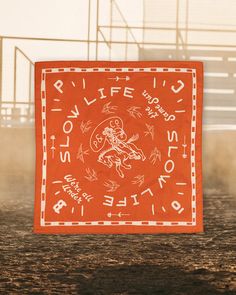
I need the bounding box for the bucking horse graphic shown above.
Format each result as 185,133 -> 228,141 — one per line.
90,116 -> 146,178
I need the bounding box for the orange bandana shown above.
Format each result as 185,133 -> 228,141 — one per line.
34,61 -> 203,234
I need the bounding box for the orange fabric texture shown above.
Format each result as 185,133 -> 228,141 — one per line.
34,61 -> 203,234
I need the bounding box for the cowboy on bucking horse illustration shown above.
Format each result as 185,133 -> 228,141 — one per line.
90,116 -> 146,178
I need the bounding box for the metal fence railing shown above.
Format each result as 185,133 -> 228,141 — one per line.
0,0 -> 236,128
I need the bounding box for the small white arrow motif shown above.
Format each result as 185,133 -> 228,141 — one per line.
50,135 -> 56,158
107,212 -> 130,218
108,76 -> 130,82
182,136 -> 187,159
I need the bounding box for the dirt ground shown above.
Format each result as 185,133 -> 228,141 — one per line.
0,190 -> 235,295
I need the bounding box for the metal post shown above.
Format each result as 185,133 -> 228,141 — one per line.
13,46 -> 17,103
87,0 -> 91,60
0,38 -> 2,99
176,0 -> 179,58
109,0 -> 112,60
185,0 -> 189,55
29,62 -> 32,102
125,27 -> 128,60
95,0 -> 99,60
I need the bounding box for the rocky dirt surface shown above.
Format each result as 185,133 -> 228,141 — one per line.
0,190 -> 235,294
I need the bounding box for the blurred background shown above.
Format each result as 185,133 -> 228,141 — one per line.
1,1 -> 235,294
0,0 -> 236,201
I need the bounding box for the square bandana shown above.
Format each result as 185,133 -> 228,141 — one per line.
34,61 -> 203,234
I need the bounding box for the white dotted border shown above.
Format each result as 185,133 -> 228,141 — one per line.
39,67 -> 197,227
40,71 -> 47,226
